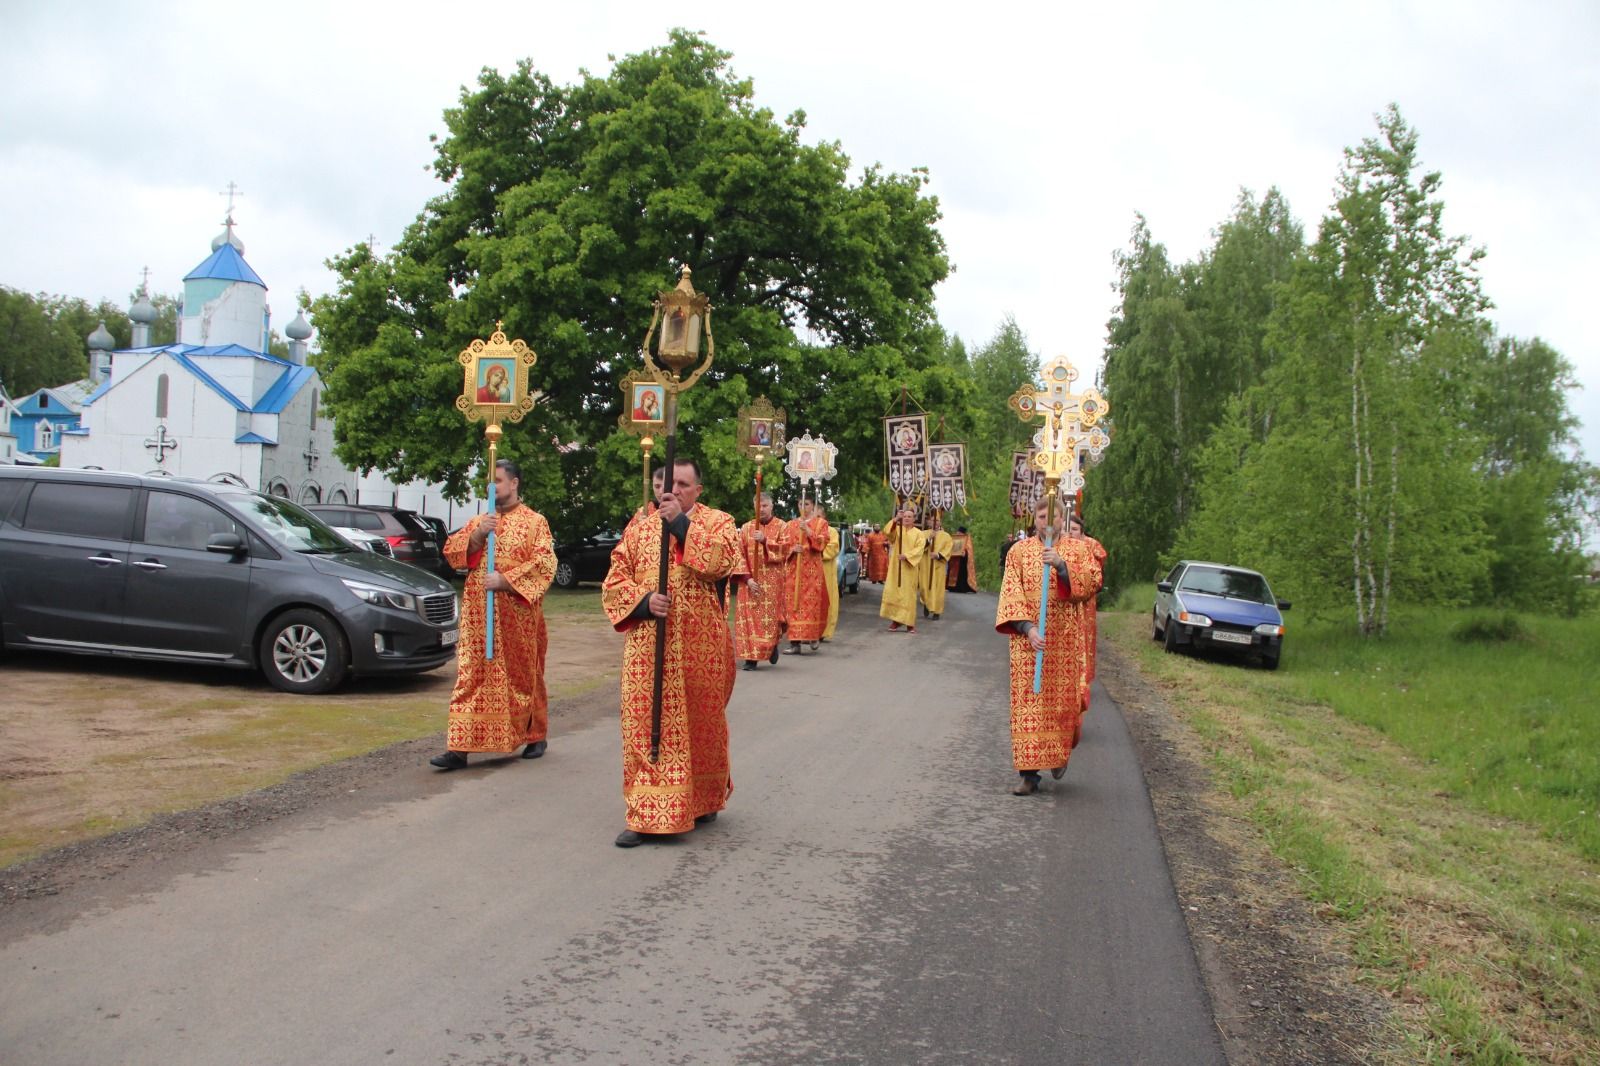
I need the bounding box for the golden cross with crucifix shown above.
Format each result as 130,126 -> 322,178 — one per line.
1006,354 -> 1109,493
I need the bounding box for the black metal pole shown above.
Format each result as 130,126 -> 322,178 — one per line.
649,397 -> 677,764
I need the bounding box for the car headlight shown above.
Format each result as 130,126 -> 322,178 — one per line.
343,579 -> 417,612
1177,610 -> 1212,627
1254,623 -> 1284,636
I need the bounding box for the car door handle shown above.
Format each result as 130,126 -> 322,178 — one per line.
132,559 -> 169,571
87,554 -> 123,566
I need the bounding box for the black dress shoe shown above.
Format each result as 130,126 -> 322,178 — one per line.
615,830 -> 651,848
769,645 -> 780,664
1050,763 -> 1067,780
743,660 -> 757,671
694,812 -> 718,825
430,751 -> 468,770
522,740 -> 547,759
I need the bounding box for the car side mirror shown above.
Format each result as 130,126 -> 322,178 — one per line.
1277,600 -> 1291,611
1156,580 -> 1173,594
206,532 -> 247,556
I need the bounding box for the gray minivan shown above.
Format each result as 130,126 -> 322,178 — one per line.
0,468 -> 459,693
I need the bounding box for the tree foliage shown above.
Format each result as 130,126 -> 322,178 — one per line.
0,287 -> 125,395
310,31 -> 953,534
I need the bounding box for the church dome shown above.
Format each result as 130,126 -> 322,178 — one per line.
211,221 -> 246,254
130,293 -> 158,324
285,310 -> 313,341
87,320 -> 116,351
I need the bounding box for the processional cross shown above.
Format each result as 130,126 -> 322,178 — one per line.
1006,354 -> 1110,691
144,424 -> 178,464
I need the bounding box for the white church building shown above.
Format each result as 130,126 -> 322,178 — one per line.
60,219 -> 460,519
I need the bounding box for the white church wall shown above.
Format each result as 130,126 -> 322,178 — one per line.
180,282 -> 265,350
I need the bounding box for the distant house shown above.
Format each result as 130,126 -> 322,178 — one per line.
11,379 -> 97,462
0,378 -> 23,464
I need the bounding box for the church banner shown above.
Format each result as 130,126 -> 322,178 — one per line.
927,441 -> 967,513
1009,450 -> 1045,517
883,413 -> 929,499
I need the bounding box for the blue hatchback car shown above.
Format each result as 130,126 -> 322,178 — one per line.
1153,560 -> 1290,669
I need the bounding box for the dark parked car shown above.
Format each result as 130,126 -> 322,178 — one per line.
307,504 -> 448,577
1153,560 -> 1289,669
0,468 -> 459,693
554,530 -> 622,588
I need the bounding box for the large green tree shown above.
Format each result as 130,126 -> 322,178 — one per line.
311,31 -> 953,535
0,287 -> 128,396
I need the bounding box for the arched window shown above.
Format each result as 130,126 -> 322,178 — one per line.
156,374 -> 169,419
328,487 -> 349,504
38,421 -> 54,450
300,483 -> 321,504
310,389 -> 318,429
269,480 -> 291,498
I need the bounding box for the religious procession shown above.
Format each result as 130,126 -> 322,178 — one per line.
427,272 -> 1115,846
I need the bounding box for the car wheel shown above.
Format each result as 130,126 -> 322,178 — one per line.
1152,609 -> 1162,641
1261,650 -> 1281,671
849,582 -> 858,594
259,609 -> 349,695
553,560 -> 577,589
1162,618 -> 1179,653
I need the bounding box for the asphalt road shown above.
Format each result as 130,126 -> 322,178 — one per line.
0,586 -> 1226,1065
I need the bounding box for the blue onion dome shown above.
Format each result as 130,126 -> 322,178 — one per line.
87,320 -> 116,351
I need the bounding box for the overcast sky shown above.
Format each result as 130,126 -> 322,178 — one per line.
3,0 -> 1596,461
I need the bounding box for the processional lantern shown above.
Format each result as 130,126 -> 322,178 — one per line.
456,323 -> 540,660
1007,354 -> 1110,691
636,265 -> 715,763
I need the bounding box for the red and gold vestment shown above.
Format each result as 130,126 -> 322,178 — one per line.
993,536 -> 1103,773
601,505 -> 747,834
786,516 -> 831,642
443,505 -> 557,752
735,515 -> 788,662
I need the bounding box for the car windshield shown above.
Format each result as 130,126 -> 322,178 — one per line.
1178,567 -> 1271,603
218,492 -> 353,554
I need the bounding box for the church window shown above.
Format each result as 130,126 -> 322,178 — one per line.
300,483 -> 321,504
156,374 -> 170,419
39,421 -> 54,449
310,390 -> 319,429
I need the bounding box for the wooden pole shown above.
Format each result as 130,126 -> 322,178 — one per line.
648,392 -> 678,763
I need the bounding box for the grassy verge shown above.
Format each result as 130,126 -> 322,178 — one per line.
1102,608 -> 1600,1064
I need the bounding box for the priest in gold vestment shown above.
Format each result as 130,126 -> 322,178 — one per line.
946,526 -> 980,593
602,458 -> 748,847
820,505 -> 841,640
431,459 -> 557,770
878,508 -> 926,632
736,493 -> 787,669
994,497 -> 1103,795
919,514 -> 955,621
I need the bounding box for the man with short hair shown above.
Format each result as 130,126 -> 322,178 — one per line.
879,508 -> 926,633
993,497 -> 1103,795
736,492 -> 787,669
601,458 -> 747,847
431,459 -> 557,770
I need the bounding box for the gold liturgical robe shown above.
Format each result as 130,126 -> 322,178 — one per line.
878,523 -> 927,628
822,524 -> 841,640
443,506 -> 557,752
920,528 -> 954,616
994,536 -> 1102,772
735,516 -> 788,661
601,505 -> 747,834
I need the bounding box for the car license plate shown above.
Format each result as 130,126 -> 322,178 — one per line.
1212,631 -> 1251,645
441,628 -> 459,647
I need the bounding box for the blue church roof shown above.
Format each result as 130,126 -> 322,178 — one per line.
182,242 -> 266,288
254,365 -> 317,414
80,344 -> 311,417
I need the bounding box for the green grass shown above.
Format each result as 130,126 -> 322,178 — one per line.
1102,607 -> 1600,1062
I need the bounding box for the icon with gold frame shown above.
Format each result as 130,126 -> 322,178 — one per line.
456,325 -> 538,425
